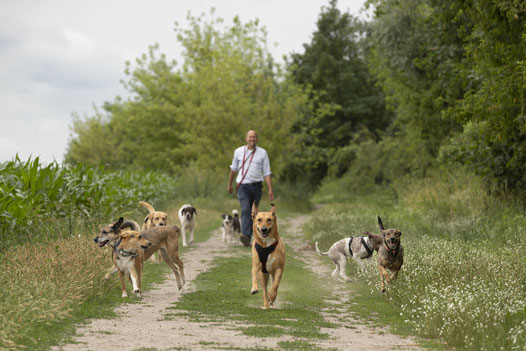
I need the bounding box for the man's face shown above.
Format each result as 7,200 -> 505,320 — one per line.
246,131 -> 258,148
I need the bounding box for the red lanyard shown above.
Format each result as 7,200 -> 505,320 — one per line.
236,146 -> 256,191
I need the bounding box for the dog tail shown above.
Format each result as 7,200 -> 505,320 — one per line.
377,216 -> 385,230
232,209 -> 239,217
315,242 -> 329,256
140,201 -> 155,214
121,219 -> 141,232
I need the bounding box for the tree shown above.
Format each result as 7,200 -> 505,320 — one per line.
65,11 -> 317,178
286,0 -> 390,185
440,0 -> 526,191
366,0 -> 465,179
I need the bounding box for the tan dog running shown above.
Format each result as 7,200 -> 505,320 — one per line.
250,203 -> 285,309
112,228 -> 151,297
140,201 -> 168,262
94,217 -> 185,294
376,216 -> 404,292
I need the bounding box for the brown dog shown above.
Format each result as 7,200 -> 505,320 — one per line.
140,201 -> 168,230
94,217 -> 185,293
112,229 -> 151,297
250,203 -> 285,309
140,201 -> 168,262
376,216 -> 403,292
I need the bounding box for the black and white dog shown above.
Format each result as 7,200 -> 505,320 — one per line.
222,210 -> 241,244
178,204 -> 197,247
315,234 -> 381,282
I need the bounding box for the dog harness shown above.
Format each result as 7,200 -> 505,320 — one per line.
255,241 -> 278,274
348,237 -> 374,259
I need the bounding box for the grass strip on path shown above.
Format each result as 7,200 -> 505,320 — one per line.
169,245 -> 335,345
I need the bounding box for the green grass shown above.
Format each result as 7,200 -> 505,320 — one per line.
170,251 -> 334,342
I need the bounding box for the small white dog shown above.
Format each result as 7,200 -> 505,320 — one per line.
178,204 -> 197,247
315,234 -> 381,282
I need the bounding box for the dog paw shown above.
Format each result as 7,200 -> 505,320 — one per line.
122,292 -> 128,298
134,290 -> 141,298
251,289 -> 259,295
182,243 -> 188,247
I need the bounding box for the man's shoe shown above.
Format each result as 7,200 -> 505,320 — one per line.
240,234 -> 251,247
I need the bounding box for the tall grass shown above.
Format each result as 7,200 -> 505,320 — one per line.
0,234 -> 114,350
0,156 -> 176,250
306,168 -> 526,350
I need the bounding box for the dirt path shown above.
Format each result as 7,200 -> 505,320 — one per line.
54,216 -> 421,350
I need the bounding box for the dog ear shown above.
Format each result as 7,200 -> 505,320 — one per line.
377,216 -> 385,230
270,203 -> 276,219
144,214 -> 151,224
193,207 -> 197,215
251,202 -> 259,219
113,217 -> 124,232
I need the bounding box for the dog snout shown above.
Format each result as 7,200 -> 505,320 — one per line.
93,237 -> 99,243
260,227 -> 268,235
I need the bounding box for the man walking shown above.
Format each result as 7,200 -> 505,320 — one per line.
227,130 -> 274,246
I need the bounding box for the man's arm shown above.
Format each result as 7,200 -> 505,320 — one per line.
265,175 -> 274,201
227,169 -> 237,194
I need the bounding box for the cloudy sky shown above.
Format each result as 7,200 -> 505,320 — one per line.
0,0 -> 368,164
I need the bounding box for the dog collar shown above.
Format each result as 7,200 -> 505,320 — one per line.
255,241 -> 278,274
118,248 -> 138,258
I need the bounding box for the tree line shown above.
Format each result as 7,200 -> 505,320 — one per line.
65,1 -> 526,195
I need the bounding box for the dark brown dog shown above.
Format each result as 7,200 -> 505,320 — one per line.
250,203 -> 285,309
376,216 -> 403,292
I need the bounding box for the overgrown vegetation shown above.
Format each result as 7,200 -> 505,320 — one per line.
306,169 -> 526,350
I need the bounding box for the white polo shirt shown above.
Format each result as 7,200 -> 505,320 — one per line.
230,146 -> 271,184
